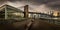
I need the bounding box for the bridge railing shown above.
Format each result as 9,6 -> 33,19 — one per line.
39,17 -> 60,25
0,17 -> 60,25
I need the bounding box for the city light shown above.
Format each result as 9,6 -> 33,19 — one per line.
53,11 -> 59,16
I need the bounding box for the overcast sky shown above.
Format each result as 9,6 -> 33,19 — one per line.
0,0 -> 60,14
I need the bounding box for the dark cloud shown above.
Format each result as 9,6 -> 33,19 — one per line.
29,0 -> 60,11
0,0 -> 60,11
0,0 -> 7,1
29,0 -> 60,4
0,0 -> 7,5
8,0 -> 20,1
8,0 -> 25,1
46,1 -> 60,10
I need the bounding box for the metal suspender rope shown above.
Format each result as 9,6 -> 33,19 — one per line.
25,19 -> 34,30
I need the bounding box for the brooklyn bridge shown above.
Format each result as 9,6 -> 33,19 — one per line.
0,4 -> 60,30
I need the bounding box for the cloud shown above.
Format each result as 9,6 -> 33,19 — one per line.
8,0 -> 27,2
29,0 -> 60,11
0,0 -> 60,14
29,0 -> 60,4
29,4 -> 53,14
7,1 -> 27,7
46,1 -> 60,10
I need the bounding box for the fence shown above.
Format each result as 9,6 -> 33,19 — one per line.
39,17 -> 60,25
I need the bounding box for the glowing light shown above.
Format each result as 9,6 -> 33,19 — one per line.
53,11 -> 59,16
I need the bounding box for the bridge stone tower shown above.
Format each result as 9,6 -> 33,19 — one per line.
24,5 -> 29,18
